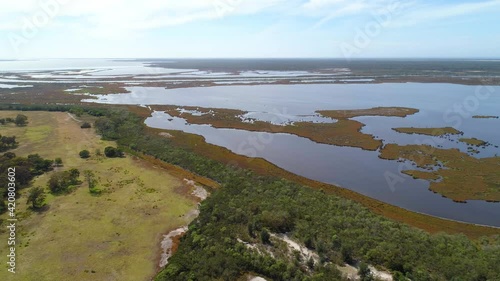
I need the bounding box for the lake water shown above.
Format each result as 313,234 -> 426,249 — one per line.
85,83 -> 500,227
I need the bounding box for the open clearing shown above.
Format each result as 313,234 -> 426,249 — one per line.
0,111 -> 201,281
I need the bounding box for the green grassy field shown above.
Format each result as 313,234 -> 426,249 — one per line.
0,111 -> 200,281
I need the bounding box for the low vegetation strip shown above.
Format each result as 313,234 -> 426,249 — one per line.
317,107 -> 419,119
380,144 -> 500,202
459,137 -> 488,146
473,115 -> 499,119
393,127 -> 462,136
153,105 -> 382,151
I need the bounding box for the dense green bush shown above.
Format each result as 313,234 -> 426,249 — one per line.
104,146 -> 123,158
0,135 -> 17,152
47,169 -> 80,194
15,114 -> 28,126
79,150 -> 90,159
0,152 -> 53,213
80,122 -> 92,129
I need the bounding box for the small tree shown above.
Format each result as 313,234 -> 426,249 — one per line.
83,170 -> 96,189
27,187 -> 46,209
79,150 -> 90,159
341,245 -> 354,264
69,107 -> 84,117
68,168 -> 80,185
54,157 -> 63,167
104,146 -> 124,158
358,262 -> 374,281
15,114 -> 28,127
81,122 -> 92,129
48,169 -> 80,194
260,229 -> 271,244
307,257 -> 315,269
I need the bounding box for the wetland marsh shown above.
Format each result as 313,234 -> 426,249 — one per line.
83,82 -> 500,226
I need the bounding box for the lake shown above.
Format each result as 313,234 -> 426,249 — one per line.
85,83 -> 500,227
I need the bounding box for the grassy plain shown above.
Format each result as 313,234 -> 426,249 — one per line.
0,111 -> 203,281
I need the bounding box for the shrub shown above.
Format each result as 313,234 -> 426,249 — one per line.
54,157 -> 63,167
81,122 -> 92,129
47,169 -> 80,194
27,187 -> 46,209
260,229 -> 271,244
104,146 -> 124,158
15,114 -> 28,126
79,150 -> 90,159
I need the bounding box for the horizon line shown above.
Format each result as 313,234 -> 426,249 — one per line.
2,57 -> 500,61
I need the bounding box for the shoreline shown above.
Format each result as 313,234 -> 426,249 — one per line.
137,120 -> 500,238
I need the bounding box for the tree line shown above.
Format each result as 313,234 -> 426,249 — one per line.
0,152 -> 53,213
0,114 -> 28,126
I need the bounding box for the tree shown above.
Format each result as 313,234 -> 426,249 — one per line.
341,246 -> 354,264
54,157 -> 63,167
79,150 -> 90,159
15,114 -> 28,126
83,170 -> 96,189
307,257 -> 315,269
68,169 -> 80,185
358,262 -> 374,281
260,229 -> 271,244
0,135 -> 17,152
104,146 -> 123,158
27,154 -> 53,174
81,122 -> 92,129
69,107 -> 84,117
27,187 -> 46,209
47,169 -> 80,194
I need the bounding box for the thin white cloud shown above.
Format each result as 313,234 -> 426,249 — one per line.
0,0 -> 285,34
392,0 -> 500,27
301,0 -> 500,29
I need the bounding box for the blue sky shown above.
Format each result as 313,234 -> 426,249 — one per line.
1,0 -> 499,59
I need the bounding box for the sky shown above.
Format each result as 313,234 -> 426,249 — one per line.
0,0 -> 499,59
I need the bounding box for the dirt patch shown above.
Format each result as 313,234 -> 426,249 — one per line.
159,227 -> 188,268
159,132 -> 173,138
